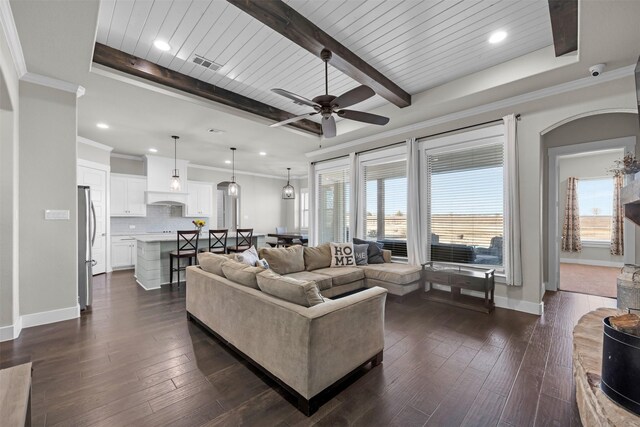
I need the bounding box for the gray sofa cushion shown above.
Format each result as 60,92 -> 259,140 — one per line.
221,259 -> 264,289
359,263 -> 422,285
198,252 -> 234,276
313,267 -> 365,287
353,238 -> 385,264
258,245 -> 305,275
303,243 -> 331,271
256,270 -> 325,307
284,271 -> 333,291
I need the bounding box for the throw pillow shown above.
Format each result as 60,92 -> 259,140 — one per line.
303,243 -> 332,271
256,270 -> 325,307
353,244 -> 369,266
330,242 -> 356,267
255,258 -> 270,269
353,237 -> 385,264
221,259 -> 264,289
236,245 -> 259,266
258,245 -> 305,275
198,252 -> 234,276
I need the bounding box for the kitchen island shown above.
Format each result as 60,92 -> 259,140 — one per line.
135,232 -> 265,290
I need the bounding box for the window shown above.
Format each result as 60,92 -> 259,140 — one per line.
577,178 -> 613,242
425,141 -> 504,267
300,188 -> 309,230
361,152 -> 407,257
316,163 -> 350,243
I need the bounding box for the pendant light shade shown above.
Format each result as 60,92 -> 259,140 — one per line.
170,135 -> 181,192
282,167 -> 295,200
228,147 -> 239,197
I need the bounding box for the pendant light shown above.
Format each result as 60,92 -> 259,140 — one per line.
169,135 -> 181,192
282,168 -> 295,199
228,147 -> 239,197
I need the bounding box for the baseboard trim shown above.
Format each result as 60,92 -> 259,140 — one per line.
21,304 -> 80,329
136,279 -> 161,291
560,258 -> 624,268
430,284 -> 544,315
0,317 -> 22,342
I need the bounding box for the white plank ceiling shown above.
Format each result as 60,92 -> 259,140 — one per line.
96,0 -> 553,120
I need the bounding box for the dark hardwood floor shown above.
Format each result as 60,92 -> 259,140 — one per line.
0,271 -> 616,426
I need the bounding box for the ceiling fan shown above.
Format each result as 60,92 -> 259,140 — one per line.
270,49 -> 390,138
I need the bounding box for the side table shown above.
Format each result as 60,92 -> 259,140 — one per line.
422,262 -> 495,313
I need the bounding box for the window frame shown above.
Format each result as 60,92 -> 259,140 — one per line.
314,158 -> 351,244
419,124 -> 506,272
299,187 -> 309,231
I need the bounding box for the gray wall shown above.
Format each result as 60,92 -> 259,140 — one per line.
19,81 -> 78,316
78,141 -> 110,165
542,112 -> 640,282
111,156 -> 145,175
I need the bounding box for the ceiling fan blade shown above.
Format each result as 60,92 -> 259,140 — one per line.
271,88 -> 320,108
269,112 -> 317,128
330,85 -> 375,109
337,109 -> 390,125
322,115 -> 336,138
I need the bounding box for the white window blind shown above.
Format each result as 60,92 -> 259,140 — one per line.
300,188 -> 309,230
362,158 -> 408,257
577,178 -> 613,242
426,142 -> 504,266
316,166 -> 350,243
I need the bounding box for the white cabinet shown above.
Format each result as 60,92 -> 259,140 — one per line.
111,236 -> 137,269
184,181 -> 212,217
111,174 -> 147,216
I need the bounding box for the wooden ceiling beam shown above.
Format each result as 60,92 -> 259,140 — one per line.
548,0 -> 578,56
227,0 -> 411,108
92,43 -> 323,136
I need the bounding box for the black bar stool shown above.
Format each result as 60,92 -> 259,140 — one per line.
227,228 -> 254,253
169,230 -> 199,286
198,229 -> 228,254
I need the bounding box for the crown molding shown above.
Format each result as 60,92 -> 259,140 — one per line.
111,152 -> 143,161
78,136 -> 113,152
0,0 -> 26,77
21,72 -> 85,97
306,64 -> 637,158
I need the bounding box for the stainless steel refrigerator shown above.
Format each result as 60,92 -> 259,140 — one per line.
78,185 -> 95,310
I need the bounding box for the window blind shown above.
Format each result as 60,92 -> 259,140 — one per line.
316,167 -> 350,243
362,159 -> 408,257
426,143 -> 504,266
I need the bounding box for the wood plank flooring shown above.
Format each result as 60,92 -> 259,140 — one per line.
0,271 -> 616,426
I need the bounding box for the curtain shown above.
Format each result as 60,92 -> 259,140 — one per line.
561,176 -> 582,252
611,174 -> 624,255
406,137 -> 424,266
308,162 -> 316,246
349,152 -> 360,240
503,114 -> 523,286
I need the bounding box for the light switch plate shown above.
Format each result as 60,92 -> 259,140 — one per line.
44,209 -> 70,220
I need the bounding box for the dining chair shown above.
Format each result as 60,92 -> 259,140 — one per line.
227,228 -> 254,253
199,229 -> 228,254
169,230 -> 199,286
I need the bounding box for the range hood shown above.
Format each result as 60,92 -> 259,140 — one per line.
144,155 -> 190,205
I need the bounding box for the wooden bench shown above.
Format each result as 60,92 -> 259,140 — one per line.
0,362 -> 32,427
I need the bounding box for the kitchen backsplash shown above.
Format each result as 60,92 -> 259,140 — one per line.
111,205 -> 212,234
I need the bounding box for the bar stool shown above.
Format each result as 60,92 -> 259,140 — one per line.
227,228 -> 254,253
169,230 -> 199,286
198,229 -> 228,254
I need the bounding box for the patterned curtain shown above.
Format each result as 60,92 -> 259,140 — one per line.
611,174 -> 624,256
561,177 -> 582,252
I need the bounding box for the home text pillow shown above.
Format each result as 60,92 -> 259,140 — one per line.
221,259 -> 264,289
198,252 -> 234,276
256,270 -> 324,307
236,245 -> 259,266
330,242 -> 356,267
303,243 -> 332,271
256,258 -> 270,269
353,244 -> 369,266
258,245 -> 305,275
353,237 -> 385,264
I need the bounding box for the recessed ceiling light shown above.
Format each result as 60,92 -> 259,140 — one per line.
488,30 -> 507,44
153,39 -> 171,51
259,152 -> 267,156
96,123 -> 109,129
208,128 -> 225,134
148,148 -> 158,153
225,160 -> 231,164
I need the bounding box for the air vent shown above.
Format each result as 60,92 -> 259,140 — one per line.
191,55 -> 221,71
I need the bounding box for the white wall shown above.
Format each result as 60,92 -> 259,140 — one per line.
19,81 -> 78,318
557,151 -> 624,266
78,141 -> 110,165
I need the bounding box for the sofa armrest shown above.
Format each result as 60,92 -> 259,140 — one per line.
382,249 -> 392,263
